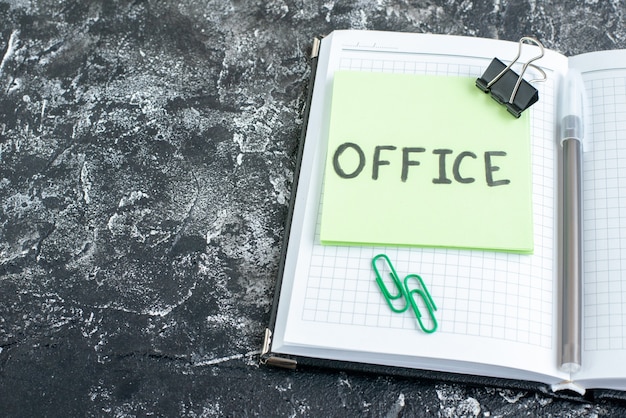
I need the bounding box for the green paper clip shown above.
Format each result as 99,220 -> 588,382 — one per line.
372,254 -> 410,314
404,273 -> 438,334
372,254 -> 438,333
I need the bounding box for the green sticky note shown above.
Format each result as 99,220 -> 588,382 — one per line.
319,71 -> 533,253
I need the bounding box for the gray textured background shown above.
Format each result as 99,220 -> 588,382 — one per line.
1,0 -> 626,416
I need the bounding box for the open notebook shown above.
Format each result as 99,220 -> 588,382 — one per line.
262,30 -> 626,396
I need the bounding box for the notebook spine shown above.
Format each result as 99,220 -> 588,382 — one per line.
264,36 -> 322,345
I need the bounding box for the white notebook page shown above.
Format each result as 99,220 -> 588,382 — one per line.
571,50 -> 626,386
273,31 -> 569,382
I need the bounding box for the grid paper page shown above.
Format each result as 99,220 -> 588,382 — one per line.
299,44 -> 556,349
583,70 -> 626,352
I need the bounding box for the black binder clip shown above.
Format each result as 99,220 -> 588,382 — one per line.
476,37 -> 546,118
